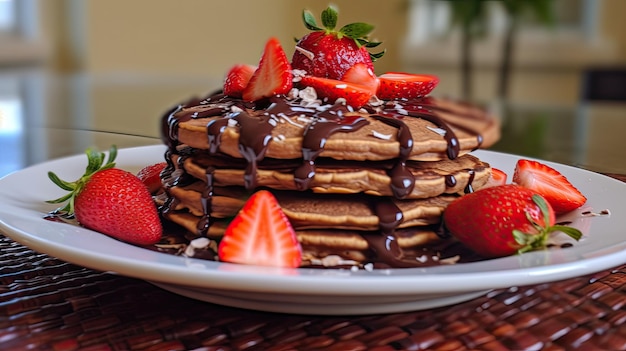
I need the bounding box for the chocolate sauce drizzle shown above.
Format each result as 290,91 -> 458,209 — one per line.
232,112 -> 275,189
295,113 -> 369,190
159,92 -> 490,266
381,102 -> 461,160
372,115 -> 415,199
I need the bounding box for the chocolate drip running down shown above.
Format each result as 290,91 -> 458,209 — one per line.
412,98 -> 487,150
372,115 -> 415,199
159,92 -> 494,266
231,112 -> 275,190
382,103 -> 461,160
295,113 -> 370,190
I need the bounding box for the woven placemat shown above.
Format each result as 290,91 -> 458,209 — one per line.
1,234 -> 625,351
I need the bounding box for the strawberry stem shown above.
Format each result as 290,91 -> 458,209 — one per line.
46,145 -> 118,215
299,6 -> 385,61
514,194 -> 583,254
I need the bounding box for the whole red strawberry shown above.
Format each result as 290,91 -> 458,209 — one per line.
47,146 -> 162,246
291,6 -> 384,80
443,184 -> 582,258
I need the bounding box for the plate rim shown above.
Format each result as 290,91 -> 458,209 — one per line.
1,145 -> 625,298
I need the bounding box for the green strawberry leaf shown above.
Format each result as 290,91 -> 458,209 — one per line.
364,40 -> 383,48
550,225 -> 583,241
321,6 -> 338,30
105,145 -> 117,166
46,145 -> 119,216
46,191 -> 74,205
302,9 -> 321,31
47,172 -> 76,192
513,229 -> 531,246
298,6 -> 385,61
370,50 -> 386,61
514,193 -> 583,255
533,194 -> 551,227
340,22 -> 375,40
85,148 -> 104,174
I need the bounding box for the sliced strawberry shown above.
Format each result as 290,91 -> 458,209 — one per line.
513,159 -> 587,214
218,190 -> 302,268
484,167 -> 508,188
136,162 -> 166,194
242,37 -> 293,102
223,64 -> 256,98
341,63 -> 379,95
376,73 -> 439,100
299,75 -> 373,108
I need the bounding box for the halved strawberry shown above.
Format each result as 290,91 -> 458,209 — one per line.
136,162 -> 166,194
299,75 -> 373,108
218,190 -> 302,268
484,167 -> 508,188
340,63 -> 379,95
376,73 -> 439,100
513,159 -> 587,214
242,37 -> 293,102
223,64 -> 256,98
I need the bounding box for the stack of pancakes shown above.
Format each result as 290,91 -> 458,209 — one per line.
157,90 -> 500,268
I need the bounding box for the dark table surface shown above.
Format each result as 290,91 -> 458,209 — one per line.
1,72 -> 626,350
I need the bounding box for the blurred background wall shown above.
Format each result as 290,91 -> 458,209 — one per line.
3,0 -> 626,105
36,0 -> 408,84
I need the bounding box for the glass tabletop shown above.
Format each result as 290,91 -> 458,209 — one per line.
1,70 -> 625,177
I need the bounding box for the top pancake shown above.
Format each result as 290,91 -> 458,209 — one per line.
163,92 -> 500,162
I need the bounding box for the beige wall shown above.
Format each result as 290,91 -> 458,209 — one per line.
41,0 -> 625,105
46,0 -> 407,80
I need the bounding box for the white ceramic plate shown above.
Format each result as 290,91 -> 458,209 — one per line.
1,145 -> 625,315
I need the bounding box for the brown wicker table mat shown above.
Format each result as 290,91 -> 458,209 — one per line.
1,173 -> 625,351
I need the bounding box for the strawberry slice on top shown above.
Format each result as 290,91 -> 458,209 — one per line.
299,75 -> 374,108
341,63 -> 379,95
242,37 -> 293,102
136,162 -> 167,194
513,159 -> 587,214
376,73 -> 439,100
223,64 -> 256,98
218,190 -> 302,268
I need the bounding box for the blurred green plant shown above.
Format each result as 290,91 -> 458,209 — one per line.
445,0 -> 490,100
440,0 -> 555,101
498,0 -> 555,100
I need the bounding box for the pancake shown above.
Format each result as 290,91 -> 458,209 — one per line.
162,92 -> 500,163
159,186 -> 457,233
157,194 -> 451,267
171,150 -> 491,199
156,90 -> 500,268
